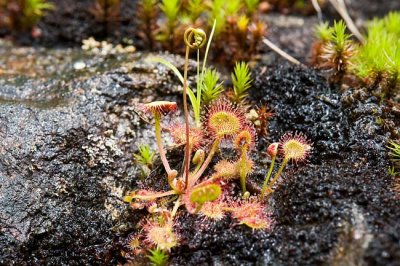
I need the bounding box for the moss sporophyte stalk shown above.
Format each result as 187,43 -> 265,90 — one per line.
124,26 -> 312,258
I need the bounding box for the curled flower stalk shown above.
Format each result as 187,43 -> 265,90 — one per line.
183,27 -> 207,189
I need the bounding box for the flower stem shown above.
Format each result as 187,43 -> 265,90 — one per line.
239,148 -> 249,193
260,154 -> 277,200
195,49 -> 201,126
154,114 -> 172,173
154,113 -> 177,189
265,157 -> 289,196
183,45 -> 190,190
182,143 -> 193,181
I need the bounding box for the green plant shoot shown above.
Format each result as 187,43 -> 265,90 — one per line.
133,144 -> 156,168
147,248 -> 169,266
231,61 -> 253,102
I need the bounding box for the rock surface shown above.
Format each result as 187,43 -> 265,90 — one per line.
0,44 -> 188,264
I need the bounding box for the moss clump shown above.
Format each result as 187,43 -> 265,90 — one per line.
313,20 -> 356,84
311,13 -> 400,99
352,12 -> 400,97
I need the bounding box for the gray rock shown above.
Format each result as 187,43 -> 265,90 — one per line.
0,45 -> 183,264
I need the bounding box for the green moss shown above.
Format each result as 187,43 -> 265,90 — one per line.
159,0 -> 180,23
244,0 -> 260,15
330,20 -> 352,53
133,144 -> 155,168
352,12 -> 400,95
231,62 -> 253,102
209,0 -> 227,36
200,68 -> 224,105
147,248 -> 169,266
314,22 -> 333,42
384,11 -> 400,37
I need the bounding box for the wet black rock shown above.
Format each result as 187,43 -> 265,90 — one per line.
0,48 -> 186,265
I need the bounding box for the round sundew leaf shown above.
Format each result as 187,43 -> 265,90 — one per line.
190,184 -> 222,205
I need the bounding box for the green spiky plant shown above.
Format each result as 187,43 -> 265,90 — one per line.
147,248 -> 169,266
352,12 -> 400,98
388,139 -> 400,195
200,68 -> 224,105
209,0 -> 227,37
388,140 -> 400,169
388,166 -> 399,177
317,20 -> 356,84
160,0 -> 180,25
311,13 -> 400,98
225,0 -> 242,18
185,0 -> 206,23
20,0 -> 54,29
244,0 -> 259,16
157,0 -> 181,50
310,22 -> 333,65
231,61 -> 253,103
133,144 -> 156,178
315,22 -> 333,42
134,144 -> 156,168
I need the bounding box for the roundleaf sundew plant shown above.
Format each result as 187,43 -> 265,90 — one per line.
123,26 -> 313,262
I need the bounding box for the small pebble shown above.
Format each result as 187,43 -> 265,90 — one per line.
74,61 -> 86,70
